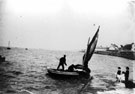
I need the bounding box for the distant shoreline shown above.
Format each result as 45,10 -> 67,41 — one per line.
0,46 -> 135,60
94,50 -> 135,60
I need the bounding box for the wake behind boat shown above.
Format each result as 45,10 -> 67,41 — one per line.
47,26 -> 100,79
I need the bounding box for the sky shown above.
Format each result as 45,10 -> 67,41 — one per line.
0,0 -> 135,50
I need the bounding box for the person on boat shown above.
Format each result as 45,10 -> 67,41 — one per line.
57,55 -> 67,70
68,64 -> 75,72
116,67 -> 121,82
125,67 -> 129,82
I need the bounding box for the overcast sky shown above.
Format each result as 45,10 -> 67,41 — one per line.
0,0 -> 135,50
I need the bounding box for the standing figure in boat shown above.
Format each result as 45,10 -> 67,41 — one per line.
57,55 -> 67,70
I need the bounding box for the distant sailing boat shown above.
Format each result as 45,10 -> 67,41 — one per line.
7,41 -> 11,50
25,48 -> 28,50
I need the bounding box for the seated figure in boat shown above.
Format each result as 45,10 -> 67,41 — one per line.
57,55 -> 67,70
70,64 -> 91,74
68,64 -> 76,72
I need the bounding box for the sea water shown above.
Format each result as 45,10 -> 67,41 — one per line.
0,47 -> 134,94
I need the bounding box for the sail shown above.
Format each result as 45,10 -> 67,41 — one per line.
83,26 -> 100,67
7,41 -> 11,50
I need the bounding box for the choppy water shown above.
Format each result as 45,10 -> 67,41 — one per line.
0,47 -> 134,94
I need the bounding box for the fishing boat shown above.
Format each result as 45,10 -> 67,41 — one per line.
47,68 -> 88,79
25,48 -> 28,50
47,26 -> 100,79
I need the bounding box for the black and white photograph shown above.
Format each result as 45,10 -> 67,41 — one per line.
0,0 -> 135,94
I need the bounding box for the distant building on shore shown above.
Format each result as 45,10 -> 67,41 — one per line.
95,46 -> 108,51
100,43 -> 135,52
120,43 -> 135,51
95,43 -> 135,60
107,44 -> 119,51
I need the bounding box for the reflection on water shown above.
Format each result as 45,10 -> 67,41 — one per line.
0,47 -> 134,94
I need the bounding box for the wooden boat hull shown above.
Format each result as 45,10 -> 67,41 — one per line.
47,68 -> 90,79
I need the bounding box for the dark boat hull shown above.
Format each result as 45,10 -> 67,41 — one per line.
47,68 -> 90,79
7,47 -> 11,50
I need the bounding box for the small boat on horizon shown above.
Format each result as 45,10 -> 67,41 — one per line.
25,48 -> 28,50
7,41 -> 11,50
